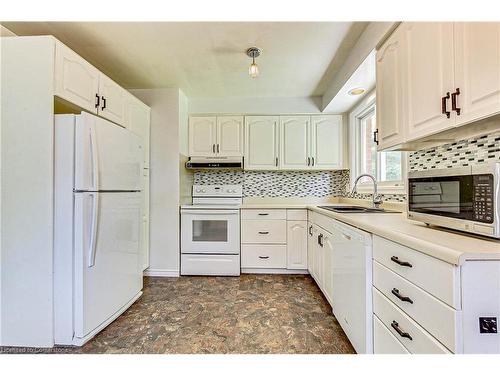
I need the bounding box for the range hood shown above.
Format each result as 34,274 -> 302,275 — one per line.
185,157 -> 243,170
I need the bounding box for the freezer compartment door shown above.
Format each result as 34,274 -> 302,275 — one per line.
75,112 -> 143,191
74,192 -> 142,339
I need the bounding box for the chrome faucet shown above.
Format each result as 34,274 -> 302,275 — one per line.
351,174 -> 383,208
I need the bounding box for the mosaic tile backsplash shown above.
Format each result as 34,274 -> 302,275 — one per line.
193,170 -> 350,198
409,130 -> 500,171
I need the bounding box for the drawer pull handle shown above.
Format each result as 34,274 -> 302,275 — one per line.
258,213 -> 269,216
391,320 -> 413,340
258,231 -> 269,234
391,256 -> 412,268
259,256 -> 269,259
391,288 -> 414,304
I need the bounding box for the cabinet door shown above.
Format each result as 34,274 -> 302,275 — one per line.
454,22 -> 500,127
98,73 -> 127,126
376,26 -> 406,150
54,41 -> 99,114
142,169 -> 150,271
310,115 -> 343,169
216,116 -> 244,157
286,221 -> 308,270
280,116 -> 310,170
321,230 -> 334,305
307,223 -> 316,276
188,116 -> 217,156
244,116 -> 280,170
125,94 -> 151,168
403,22 -> 455,141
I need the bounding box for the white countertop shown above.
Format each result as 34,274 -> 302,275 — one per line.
240,199 -> 500,266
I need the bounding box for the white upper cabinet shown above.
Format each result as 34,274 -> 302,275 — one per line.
280,116 -> 309,170
98,73 -> 128,126
216,116 -> 244,157
244,116 -> 280,170
189,116 -> 217,156
402,22 -> 455,141
54,41 -> 99,114
453,22 -> 500,126
125,94 -> 151,168
376,27 -> 406,150
310,115 -> 343,170
377,22 -> 500,150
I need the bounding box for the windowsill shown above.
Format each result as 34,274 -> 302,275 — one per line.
355,184 -> 406,195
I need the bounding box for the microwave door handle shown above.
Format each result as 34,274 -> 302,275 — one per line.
88,192 -> 99,267
89,126 -> 99,191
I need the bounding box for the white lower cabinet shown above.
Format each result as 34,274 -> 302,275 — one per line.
241,245 -> 287,269
241,209 -> 307,273
373,315 -> 409,354
286,221 -> 308,270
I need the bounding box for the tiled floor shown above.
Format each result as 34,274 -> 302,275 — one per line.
2,275 -> 355,354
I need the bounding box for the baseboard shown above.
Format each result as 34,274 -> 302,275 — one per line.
241,268 -> 309,275
143,268 -> 180,277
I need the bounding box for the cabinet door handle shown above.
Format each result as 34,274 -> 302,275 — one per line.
309,225 -> 313,236
259,256 -> 269,259
391,288 -> 414,304
373,129 -> 379,145
441,92 -> 451,118
307,157 -> 311,166
258,231 -> 269,235
217,144 -> 220,153
275,157 -> 278,167
312,157 -> 315,166
317,233 -> 324,247
451,88 -> 461,115
212,144 -> 216,153
391,321 -> 412,340
95,93 -> 100,109
391,256 -> 412,268
101,96 -> 106,110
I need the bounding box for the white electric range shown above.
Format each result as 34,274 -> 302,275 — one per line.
180,185 -> 242,276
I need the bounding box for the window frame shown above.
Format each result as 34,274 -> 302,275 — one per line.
349,94 -> 406,195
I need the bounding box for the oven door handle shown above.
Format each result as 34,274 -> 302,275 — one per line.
181,209 -> 239,215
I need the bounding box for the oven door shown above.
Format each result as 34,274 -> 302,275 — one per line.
181,209 -> 240,254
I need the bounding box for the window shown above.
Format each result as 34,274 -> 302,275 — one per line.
350,96 -> 405,193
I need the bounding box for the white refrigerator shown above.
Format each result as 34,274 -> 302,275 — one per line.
53,112 -> 144,346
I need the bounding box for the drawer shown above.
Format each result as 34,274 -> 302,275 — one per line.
373,261 -> 459,352
373,236 -> 460,308
373,288 -> 451,354
241,209 -> 286,220
373,315 -> 409,354
241,245 -> 286,268
286,209 -> 308,221
241,220 -> 286,244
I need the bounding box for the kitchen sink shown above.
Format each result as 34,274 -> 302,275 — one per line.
317,205 -> 401,213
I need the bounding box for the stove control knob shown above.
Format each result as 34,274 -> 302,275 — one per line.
195,189 -> 201,193
201,189 -> 206,193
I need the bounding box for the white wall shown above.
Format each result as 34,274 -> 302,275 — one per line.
189,96 -> 324,115
1,36 -> 55,347
129,88 -> 187,276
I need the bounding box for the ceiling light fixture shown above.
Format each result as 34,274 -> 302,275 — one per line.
348,88 -> 365,96
246,47 -> 261,78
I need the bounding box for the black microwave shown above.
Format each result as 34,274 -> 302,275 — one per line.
407,163 -> 499,239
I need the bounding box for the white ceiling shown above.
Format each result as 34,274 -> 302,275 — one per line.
2,22 -> 368,99
323,50 -> 376,113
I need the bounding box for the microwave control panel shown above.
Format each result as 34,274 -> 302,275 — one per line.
473,174 -> 494,223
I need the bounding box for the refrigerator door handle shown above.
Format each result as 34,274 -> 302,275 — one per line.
89,126 -> 99,191
88,192 -> 99,267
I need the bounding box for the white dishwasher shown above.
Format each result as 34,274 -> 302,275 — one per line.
331,221 -> 373,354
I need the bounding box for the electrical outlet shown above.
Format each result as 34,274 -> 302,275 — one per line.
479,317 -> 497,334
